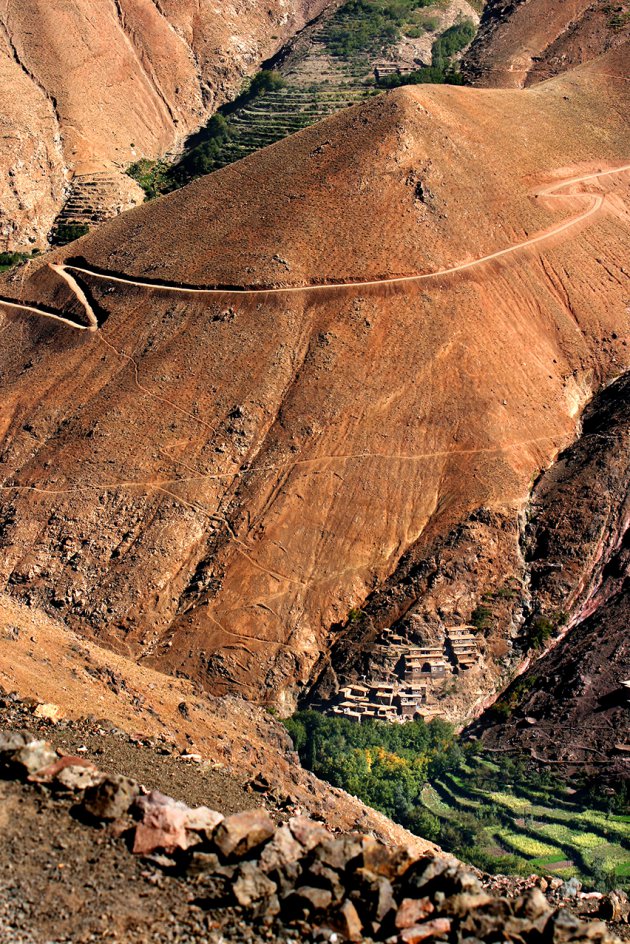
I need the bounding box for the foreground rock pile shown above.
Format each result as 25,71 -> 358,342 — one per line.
0,730 -> 622,944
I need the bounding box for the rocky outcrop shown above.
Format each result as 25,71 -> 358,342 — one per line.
0,0 -> 335,250
462,0 -> 630,88
467,372 -> 630,775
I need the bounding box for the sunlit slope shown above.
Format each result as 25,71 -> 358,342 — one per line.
0,49 -> 628,709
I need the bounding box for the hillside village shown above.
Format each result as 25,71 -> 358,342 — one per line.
329,624 -> 480,722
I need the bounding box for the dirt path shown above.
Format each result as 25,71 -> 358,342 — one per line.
1,163 -> 628,329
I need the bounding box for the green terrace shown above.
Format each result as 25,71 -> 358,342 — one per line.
284,712 -> 630,891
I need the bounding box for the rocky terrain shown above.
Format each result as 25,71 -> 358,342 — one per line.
0,591 -> 437,851
468,372 -> 630,778
0,47 -> 628,722
0,725 -> 626,943
0,0 -> 336,250
463,0 -> 630,87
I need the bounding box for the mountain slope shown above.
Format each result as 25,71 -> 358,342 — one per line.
0,48 -> 628,717
463,0 -> 630,88
0,0 -> 334,249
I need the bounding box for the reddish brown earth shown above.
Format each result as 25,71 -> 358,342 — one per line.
0,49 -> 628,720
0,0 -> 335,249
463,0 -> 630,88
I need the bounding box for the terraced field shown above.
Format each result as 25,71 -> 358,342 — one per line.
421,757 -> 630,887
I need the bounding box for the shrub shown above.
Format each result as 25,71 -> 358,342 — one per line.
52,223 -> 89,246
471,604 -> 493,631
0,251 -> 31,272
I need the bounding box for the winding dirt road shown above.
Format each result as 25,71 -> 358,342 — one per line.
1,163 -> 628,331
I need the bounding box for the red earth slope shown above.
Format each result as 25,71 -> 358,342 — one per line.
0,49 -> 628,715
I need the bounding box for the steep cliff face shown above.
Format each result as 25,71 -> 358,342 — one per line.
0,0 -> 334,250
468,372 -> 630,776
0,51 -> 628,715
463,0 -> 630,88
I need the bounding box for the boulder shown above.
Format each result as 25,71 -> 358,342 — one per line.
313,835 -> 364,873
29,755 -> 98,783
81,775 -> 138,820
32,703 -> 62,722
399,917 -> 452,943
363,838 -> 417,880
0,730 -> 37,753
213,809 -> 274,860
233,862 -> 278,907
289,816 -> 331,851
331,900 -> 363,942
133,804 -> 190,855
56,765 -> 104,792
599,891 -> 630,923
259,823 -> 304,873
284,885 -> 333,915
10,741 -> 59,778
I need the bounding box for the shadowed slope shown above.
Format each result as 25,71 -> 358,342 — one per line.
463,0 -> 630,88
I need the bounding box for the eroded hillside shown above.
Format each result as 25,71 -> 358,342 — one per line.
0,0 -> 334,250
463,0 -> 630,87
0,49 -> 628,721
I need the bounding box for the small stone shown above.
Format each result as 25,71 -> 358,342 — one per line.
82,775 -> 138,820
561,877 -> 582,899
10,741 -> 59,777
232,861 -> 277,907
33,703 -> 62,722
399,917 -> 452,942
187,851 -> 234,880
213,809 -> 274,860
396,897 -> 435,929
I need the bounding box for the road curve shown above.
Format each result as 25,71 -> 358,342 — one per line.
0,163 -> 628,330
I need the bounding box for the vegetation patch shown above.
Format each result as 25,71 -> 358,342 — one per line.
51,223 -> 90,246
126,4 -> 479,198
0,250 -> 37,273
285,711 -> 630,890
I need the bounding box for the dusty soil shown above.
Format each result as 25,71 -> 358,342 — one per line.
0,50 -> 628,721
0,705 -> 260,815
0,593 -> 435,854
